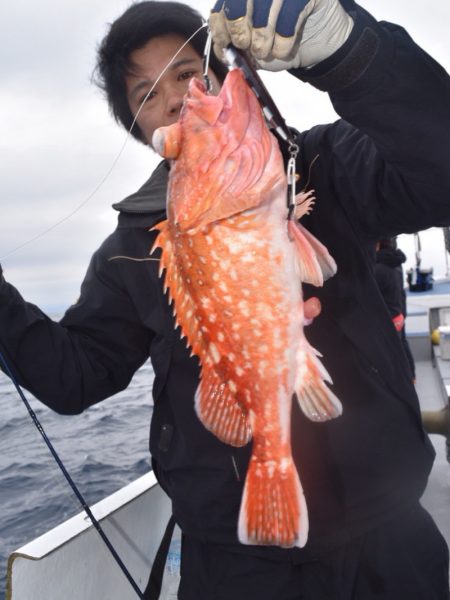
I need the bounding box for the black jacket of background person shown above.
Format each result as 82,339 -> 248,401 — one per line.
374,246 -> 416,381
375,247 -> 408,322
0,5 -> 449,561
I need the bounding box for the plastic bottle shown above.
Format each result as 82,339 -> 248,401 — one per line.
160,525 -> 182,600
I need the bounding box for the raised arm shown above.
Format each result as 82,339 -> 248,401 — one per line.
210,0 -> 450,236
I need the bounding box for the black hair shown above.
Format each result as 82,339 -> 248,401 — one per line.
94,1 -> 228,144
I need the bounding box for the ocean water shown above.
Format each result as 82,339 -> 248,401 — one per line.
0,356 -> 154,599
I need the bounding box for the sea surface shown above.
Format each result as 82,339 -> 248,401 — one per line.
0,349 -> 153,599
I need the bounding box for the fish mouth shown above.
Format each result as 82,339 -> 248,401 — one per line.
184,68 -> 251,126
218,68 -> 249,119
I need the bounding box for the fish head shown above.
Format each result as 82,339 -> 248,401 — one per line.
153,68 -> 285,232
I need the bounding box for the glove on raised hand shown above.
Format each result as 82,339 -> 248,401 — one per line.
209,0 -> 354,71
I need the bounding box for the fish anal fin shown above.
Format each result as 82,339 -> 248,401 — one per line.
288,221 -> 337,286
195,368 -> 252,447
296,347 -> 342,422
238,455 -> 308,548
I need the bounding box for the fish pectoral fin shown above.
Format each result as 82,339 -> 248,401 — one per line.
195,368 -> 252,447
295,348 -> 342,422
238,456 -> 308,548
288,220 -> 337,286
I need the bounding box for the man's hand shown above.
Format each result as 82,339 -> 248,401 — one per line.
209,0 -> 354,71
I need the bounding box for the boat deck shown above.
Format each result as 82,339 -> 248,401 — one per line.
415,357 -> 450,547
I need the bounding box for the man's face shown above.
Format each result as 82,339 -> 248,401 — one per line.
125,34 -> 223,148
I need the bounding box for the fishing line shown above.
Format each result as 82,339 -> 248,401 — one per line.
0,23 -> 208,262
0,347 -> 145,599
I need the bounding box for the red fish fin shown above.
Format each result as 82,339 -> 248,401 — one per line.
238,456 -> 308,548
288,220 -> 337,286
195,368 -> 252,447
295,346 -> 342,421
151,222 -> 208,357
151,221 -> 171,279
152,123 -> 182,159
294,189 -> 316,219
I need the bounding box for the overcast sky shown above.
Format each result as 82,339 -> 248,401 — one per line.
1,1 -> 449,312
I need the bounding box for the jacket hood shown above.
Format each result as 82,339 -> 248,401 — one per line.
376,247 -> 407,268
113,160 -> 169,215
112,160 -> 169,229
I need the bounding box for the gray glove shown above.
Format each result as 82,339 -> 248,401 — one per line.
209,0 -> 354,71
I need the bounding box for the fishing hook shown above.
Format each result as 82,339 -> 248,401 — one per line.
202,27 -> 213,93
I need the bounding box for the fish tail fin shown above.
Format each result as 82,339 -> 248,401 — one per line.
238,455 -> 308,548
296,347 -> 342,422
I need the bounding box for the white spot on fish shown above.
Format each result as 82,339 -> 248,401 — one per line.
208,313 -> 217,323
238,301 -> 250,317
201,297 -> 212,309
223,295 -> 233,303
209,342 -> 221,364
228,380 -> 237,393
217,331 -> 225,342
219,281 -> 229,293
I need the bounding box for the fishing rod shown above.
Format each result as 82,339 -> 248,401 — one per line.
0,347 -> 146,600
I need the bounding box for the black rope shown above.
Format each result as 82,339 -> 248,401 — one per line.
0,348 -> 145,599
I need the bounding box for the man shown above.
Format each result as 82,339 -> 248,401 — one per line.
1,0 -> 449,598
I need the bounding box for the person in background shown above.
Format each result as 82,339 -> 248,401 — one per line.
374,238 -> 450,462
1,1 -> 450,598
374,237 -> 416,381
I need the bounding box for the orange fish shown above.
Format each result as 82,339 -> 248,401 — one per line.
152,68 -> 342,548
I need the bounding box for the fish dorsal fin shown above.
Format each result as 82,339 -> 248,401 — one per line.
153,222 -> 251,449
195,367 -> 252,447
288,220 -> 337,287
151,221 -> 208,359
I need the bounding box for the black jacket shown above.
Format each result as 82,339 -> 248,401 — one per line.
1,5 -> 449,560
374,247 -> 407,319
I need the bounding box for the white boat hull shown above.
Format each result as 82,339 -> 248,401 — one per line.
6,472 -> 171,599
